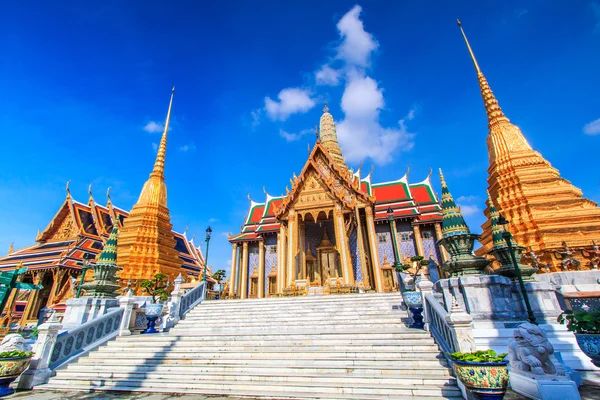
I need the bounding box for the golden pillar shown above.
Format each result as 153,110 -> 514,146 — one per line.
240,242 -> 249,299
229,243 -> 238,298
258,240 -> 265,299
278,225 -> 286,293
286,210 -> 296,287
364,207 -> 384,292
434,223 -> 449,262
354,207 -> 370,287
412,224 -> 424,257
333,204 -> 353,284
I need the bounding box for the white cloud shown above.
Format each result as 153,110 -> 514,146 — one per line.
279,128 -> 313,142
144,121 -> 165,133
315,65 -> 341,86
179,143 -> 196,152
336,75 -> 415,165
208,218 -> 219,223
264,88 -> 316,121
335,5 -> 378,68
151,142 -> 158,153
251,110 -> 261,129
583,118 -> 600,135
516,9 -> 528,19
456,195 -> 480,203
458,204 -> 482,217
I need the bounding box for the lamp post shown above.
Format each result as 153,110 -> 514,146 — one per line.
497,214 -> 537,324
202,226 -> 212,282
76,253 -> 95,298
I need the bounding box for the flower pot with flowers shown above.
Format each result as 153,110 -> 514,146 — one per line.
395,256 -> 429,328
558,308 -> 600,367
448,350 -> 509,400
0,334 -> 34,396
140,273 -> 169,334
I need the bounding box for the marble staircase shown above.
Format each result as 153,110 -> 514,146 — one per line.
40,293 -> 462,399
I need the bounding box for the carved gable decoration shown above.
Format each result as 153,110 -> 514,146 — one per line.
274,142 -> 374,219
38,200 -> 80,243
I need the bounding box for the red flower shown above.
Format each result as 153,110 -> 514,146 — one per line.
490,369 -> 497,376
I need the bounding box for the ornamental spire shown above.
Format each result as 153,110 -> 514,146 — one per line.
457,20 -> 509,129
319,102 -> 346,169
151,87 -> 174,179
439,169 -> 470,237
97,223 -> 119,267
487,190 -> 516,249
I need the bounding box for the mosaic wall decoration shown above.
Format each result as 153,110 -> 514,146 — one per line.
396,221 -> 416,261
422,227 -> 441,264
264,233 -> 277,294
349,228 -> 362,282
376,223 -> 395,265
247,243 -> 259,295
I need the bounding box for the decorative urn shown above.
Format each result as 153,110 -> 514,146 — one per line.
451,358 -> 509,400
574,334 -> 600,368
143,303 -> 164,334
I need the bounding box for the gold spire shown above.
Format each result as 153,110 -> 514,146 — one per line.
439,168 -> 446,187
65,180 -> 71,199
457,20 -> 509,128
319,103 -> 346,169
88,184 -> 94,204
151,87 -> 174,179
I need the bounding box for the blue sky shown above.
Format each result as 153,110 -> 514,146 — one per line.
1,1 -> 599,277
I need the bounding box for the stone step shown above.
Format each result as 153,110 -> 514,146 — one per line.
42,378 -> 461,398
40,383 -> 462,400
85,350 -> 446,360
52,370 -> 456,386
114,332 -> 432,341
73,357 -> 449,368
64,363 -> 453,376
183,311 -> 401,320
104,338 -> 437,348
169,325 -> 417,335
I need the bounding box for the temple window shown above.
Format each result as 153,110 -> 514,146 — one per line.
268,276 -> 277,294
422,231 -> 432,239
400,232 -> 411,241
250,247 -> 259,255
269,246 -> 277,254
377,233 -> 388,244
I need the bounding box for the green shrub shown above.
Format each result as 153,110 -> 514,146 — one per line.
558,310 -> 600,334
448,350 -> 507,363
140,273 -> 169,303
0,350 -> 34,359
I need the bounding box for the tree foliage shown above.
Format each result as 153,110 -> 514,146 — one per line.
140,273 -> 169,303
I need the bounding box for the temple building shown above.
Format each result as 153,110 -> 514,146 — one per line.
457,21 -> 600,269
0,88 -> 208,329
228,105 -> 446,299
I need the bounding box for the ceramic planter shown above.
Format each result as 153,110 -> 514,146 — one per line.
0,356 -> 32,396
451,358 -> 509,400
143,303 -> 164,334
402,291 -> 423,308
575,333 -> 600,368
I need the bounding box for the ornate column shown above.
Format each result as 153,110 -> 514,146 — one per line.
286,210 -> 296,287
299,218 -> 306,280
229,243 -> 238,298
434,222 -> 449,262
258,239 -> 265,298
355,207 -> 370,287
412,223 -> 425,257
364,207 -> 384,292
240,242 -> 249,299
45,269 -> 64,307
334,204 -> 353,284
278,225 -> 286,293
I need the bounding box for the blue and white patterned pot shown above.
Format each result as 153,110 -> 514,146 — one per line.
402,291 -> 423,308
145,303 -> 163,317
575,333 -> 600,368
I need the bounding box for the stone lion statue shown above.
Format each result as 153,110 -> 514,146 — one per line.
508,323 -> 564,376
0,334 -> 32,353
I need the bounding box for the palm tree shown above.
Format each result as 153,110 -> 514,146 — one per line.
212,269 -> 226,284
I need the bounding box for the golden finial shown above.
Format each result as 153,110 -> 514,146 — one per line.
8,242 -> 14,255
65,180 -> 71,199
106,186 -> 111,202
263,186 -> 268,195
428,167 -> 432,179
323,102 -> 329,113
439,168 -> 447,187
150,87 -> 175,179
87,183 -> 94,204
247,193 -> 252,203
314,125 -> 319,141
406,166 -> 411,177
184,225 -> 189,236
457,19 -> 481,75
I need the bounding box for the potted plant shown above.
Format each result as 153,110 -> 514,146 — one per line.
558,309 -> 600,367
140,273 -> 169,334
447,350 -> 509,400
0,349 -> 34,396
396,256 -> 429,328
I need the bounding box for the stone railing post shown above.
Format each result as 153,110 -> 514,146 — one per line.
118,289 -> 136,336
417,273 -> 434,331
17,314 -> 63,389
445,295 -> 476,353
163,274 -> 184,329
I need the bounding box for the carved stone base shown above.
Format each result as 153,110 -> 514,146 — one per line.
509,372 -> 581,400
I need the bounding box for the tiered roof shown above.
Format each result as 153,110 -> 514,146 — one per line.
230,167 -> 442,243
0,192 -> 204,277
